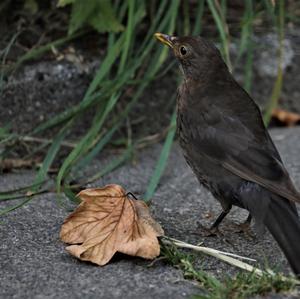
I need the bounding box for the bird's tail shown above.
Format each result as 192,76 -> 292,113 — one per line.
264,196 -> 300,276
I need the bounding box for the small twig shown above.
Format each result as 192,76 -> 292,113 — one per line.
0,179 -> 49,195
0,188 -> 53,202
20,136 -> 77,148
147,256 -> 167,267
136,126 -> 172,149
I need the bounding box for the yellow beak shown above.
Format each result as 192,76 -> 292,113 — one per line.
154,33 -> 174,48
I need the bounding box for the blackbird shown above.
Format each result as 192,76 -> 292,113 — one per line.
155,33 -> 300,276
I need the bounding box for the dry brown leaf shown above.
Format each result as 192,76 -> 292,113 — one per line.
60,184 -> 164,265
272,108 -> 300,127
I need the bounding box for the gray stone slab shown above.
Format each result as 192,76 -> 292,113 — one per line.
1,127 -> 300,298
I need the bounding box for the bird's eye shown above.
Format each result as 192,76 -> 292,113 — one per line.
180,46 -> 187,56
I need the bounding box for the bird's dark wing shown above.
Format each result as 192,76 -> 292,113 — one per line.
182,86 -> 300,203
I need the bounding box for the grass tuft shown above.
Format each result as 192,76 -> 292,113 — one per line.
161,242 -> 297,299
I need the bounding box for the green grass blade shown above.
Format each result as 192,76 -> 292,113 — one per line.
135,0 -> 178,62
80,145 -> 133,185
243,40 -> 253,92
118,0 -> 136,73
206,0 -> 231,69
0,125 -> 10,140
73,122 -> 119,172
56,92 -> 121,191
237,0 -> 254,61
263,0 -> 276,24
146,0 -> 180,78
32,120 -> 72,191
136,0 -> 168,55
63,186 -> 79,203
5,31 -> 84,75
0,197 -> 33,216
192,0 -> 205,35
233,0 -> 255,92
263,68 -> 283,127
144,108 -> 177,202
83,37 -> 123,100
32,90 -> 104,134
0,180 -> 48,196
0,32 -> 20,93
263,0 -> 285,125
183,0 -> 191,35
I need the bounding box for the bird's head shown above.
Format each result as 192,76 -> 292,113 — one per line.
155,33 -> 226,81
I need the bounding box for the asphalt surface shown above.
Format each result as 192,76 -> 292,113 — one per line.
1,127 -> 300,299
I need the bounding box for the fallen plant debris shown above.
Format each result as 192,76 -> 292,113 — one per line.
60,184 -> 164,265
161,244 -> 297,299
60,184 -> 300,287
0,158 -> 38,172
272,108 -> 300,126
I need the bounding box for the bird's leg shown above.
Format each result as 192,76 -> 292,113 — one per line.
244,213 -> 252,226
210,210 -> 230,230
198,210 -> 230,237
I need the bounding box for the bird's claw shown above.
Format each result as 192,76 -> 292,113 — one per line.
232,221 -> 255,240
197,224 -> 235,246
200,225 -> 223,237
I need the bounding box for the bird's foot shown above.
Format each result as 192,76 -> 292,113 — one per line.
198,224 -> 224,237
232,221 -> 255,240
197,224 -> 235,246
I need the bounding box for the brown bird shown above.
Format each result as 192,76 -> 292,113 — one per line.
155,32 -> 300,276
